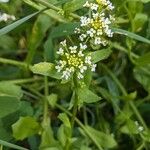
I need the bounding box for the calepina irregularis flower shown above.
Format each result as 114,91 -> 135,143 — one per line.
75,0 -> 115,47
55,0 -> 115,81
55,40 -> 96,80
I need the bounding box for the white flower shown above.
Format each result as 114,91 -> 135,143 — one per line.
79,34 -> 87,41
92,13 -> 99,19
91,3 -> 99,11
91,64 -> 97,71
77,72 -> 84,79
78,51 -> 84,57
69,46 -> 77,53
60,40 -> 66,47
80,16 -> 90,26
87,28 -> 96,37
57,47 -> 64,55
94,37 -> 102,45
79,65 -> 87,73
80,43 -> 87,50
0,12 -> 15,22
62,68 -> 72,80
0,0 -> 9,3
74,27 -> 81,34
83,1 -> 90,7
85,56 -> 92,65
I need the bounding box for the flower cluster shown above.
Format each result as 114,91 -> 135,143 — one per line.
75,0 -> 115,46
55,40 -> 96,80
0,12 -> 15,22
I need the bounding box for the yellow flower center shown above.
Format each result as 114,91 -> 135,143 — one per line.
67,54 -> 83,67
91,18 -> 102,30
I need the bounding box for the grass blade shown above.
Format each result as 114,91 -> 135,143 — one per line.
112,28 -> 150,44
0,9 -> 46,36
0,139 -> 29,150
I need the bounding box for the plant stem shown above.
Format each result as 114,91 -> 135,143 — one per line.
0,57 -> 27,68
71,91 -> 78,130
56,104 -> 103,150
101,63 -> 148,130
5,78 -> 42,84
43,76 -> 49,123
33,0 -> 80,19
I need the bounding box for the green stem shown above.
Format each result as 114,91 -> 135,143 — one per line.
101,63 -> 148,131
71,91 -> 78,130
56,104 -> 103,150
5,78 -> 42,84
43,76 -> 49,123
33,0 -> 80,19
0,57 -> 27,68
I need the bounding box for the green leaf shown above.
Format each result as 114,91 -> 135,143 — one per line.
50,22 -> 80,38
90,49 -> 112,63
30,62 -> 61,79
63,0 -> 86,13
26,13 -> 52,64
58,113 -> 71,128
0,9 -> 45,36
81,126 -> 117,149
134,66 -> 150,92
136,52 -> 150,66
78,87 -> 102,104
133,13 -> 148,32
0,139 -> 28,150
112,28 -> 150,44
47,94 -> 58,108
0,82 -> 23,118
12,116 -> 40,140
0,82 -> 23,99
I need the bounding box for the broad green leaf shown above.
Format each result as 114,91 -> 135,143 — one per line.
78,87 -> 102,104
0,82 -> 22,118
0,96 -> 20,118
81,126 -> 117,149
90,49 -> 112,63
30,62 -> 61,79
134,66 -> 150,92
40,117 -> 57,149
0,9 -> 45,36
26,14 -> 52,64
63,0 -> 86,13
58,113 -> 71,128
0,139 -> 28,150
12,116 -> 40,140
120,120 -> 139,135
0,82 -> 23,99
50,22 -> 80,38
112,28 -> 150,44
136,52 -> 150,66
133,13 -> 148,32
47,94 -> 58,108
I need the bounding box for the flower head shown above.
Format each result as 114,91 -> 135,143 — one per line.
55,41 -> 96,80
75,0 -> 115,47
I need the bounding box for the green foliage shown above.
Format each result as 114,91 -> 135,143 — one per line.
0,0 -> 150,150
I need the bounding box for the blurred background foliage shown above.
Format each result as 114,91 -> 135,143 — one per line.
0,0 -> 150,150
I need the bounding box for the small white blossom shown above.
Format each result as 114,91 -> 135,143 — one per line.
94,37 -> 102,45
69,46 -> 77,53
77,72 -> 84,79
0,0 -> 10,3
62,68 -> 72,80
80,43 -> 87,50
87,28 -> 96,37
85,56 -> 92,65
80,16 -> 90,26
91,64 -> 97,71
57,47 -> 64,55
0,12 -> 15,22
79,34 -> 87,41
79,65 -> 87,73
78,51 -> 84,57
91,3 -> 99,11
74,27 -> 81,34
60,40 -> 66,47
83,1 -> 90,7
135,121 -> 144,132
